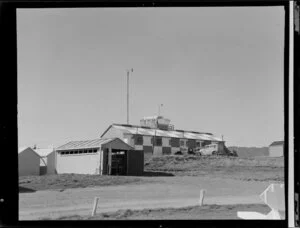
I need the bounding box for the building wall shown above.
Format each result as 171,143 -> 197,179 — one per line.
123,134 -> 134,146
269,145 -> 284,157
127,150 -> 144,176
47,151 -> 56,174
153,146 -> 163,156
162,137 -> 170,147
19,148 -> 40,176
143,135 -> 153,146
103,139 -> 133,151
56,151 -> 100,174
171,147 -> 181,154
101,149 -> 107,175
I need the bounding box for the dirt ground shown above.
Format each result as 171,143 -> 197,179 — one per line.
19,156 -> 284,220
19,176 -> 277,220
57,204 -> 271,220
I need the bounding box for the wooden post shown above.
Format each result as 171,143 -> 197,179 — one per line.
199,189 -> 205,206
108,145 -> 112,175
91,197 -> 99,216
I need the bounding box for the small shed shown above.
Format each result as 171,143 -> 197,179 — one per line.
18,147 -> 41,176
34,148 -> 56,175
56,138 -> 144,176
269,141 -> 284,157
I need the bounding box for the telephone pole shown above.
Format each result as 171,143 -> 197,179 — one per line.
158,104 -> 163,116
127,68 -> 133,124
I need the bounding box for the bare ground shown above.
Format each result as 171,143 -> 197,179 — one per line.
56,204 -> 271,220
19,176 -> 277,220
19,156 -> 284,220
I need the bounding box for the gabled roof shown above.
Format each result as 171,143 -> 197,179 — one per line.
34,148 -> 54,157
56,138 -> 134,151
101,124 -> 223,141
269,141 -> 284,146
18,147 -> 29,154
18,147 -> 41,158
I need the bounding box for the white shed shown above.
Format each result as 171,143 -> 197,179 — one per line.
34,148 -> 56,175
55,138 -> 143,175
18,147 -> 41,176
269,141 -> 284,157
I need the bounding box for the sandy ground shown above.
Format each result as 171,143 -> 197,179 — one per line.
19,176 -> 274,220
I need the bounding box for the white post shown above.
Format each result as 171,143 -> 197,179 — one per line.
199,189 -> 205,206
91,197 -> 99,216
288,3 -> 295,227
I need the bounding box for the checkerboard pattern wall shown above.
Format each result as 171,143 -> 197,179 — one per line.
130,135 -> 201,156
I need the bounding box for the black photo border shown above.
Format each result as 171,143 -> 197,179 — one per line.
0,0 -> 293,227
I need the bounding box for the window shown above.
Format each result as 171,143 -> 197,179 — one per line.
74,151 -> 78,154
155,137 -> 162,146
196,142 -> 201,147
93,149 -> 97,153
170,138 -> 180,147
187,139 -> 196,148
65,151 -> 70,155
88,149 -> 92,153
70,151 -> 74,154
180,140 -> 185,147
83,150 -> 87,153
134,134 -> 143,145
61,151 -> 65,155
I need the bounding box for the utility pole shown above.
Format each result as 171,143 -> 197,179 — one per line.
158,104 -> 163,116
127,68 -> 133,124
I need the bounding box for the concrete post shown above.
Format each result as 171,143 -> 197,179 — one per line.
199,189 -> 205,206
91,197 -> 99,216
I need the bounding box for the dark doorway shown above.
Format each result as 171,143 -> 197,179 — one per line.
111,150 -> 127,175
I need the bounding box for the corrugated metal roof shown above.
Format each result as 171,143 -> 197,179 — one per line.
55,138 -> 134,151
269,141 -> 284,146
56,138 -> 115,151
108,124 -> 223,141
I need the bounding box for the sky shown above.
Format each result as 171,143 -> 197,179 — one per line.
17,6 -> 284,148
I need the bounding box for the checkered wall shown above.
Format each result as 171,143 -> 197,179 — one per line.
128,135 -> 202,156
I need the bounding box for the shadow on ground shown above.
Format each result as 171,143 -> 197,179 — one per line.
19,186 -> 36,193
142,171 -> 174,177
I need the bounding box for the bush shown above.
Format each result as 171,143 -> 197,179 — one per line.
174,151 -> 183,155
188,149 -> 195,155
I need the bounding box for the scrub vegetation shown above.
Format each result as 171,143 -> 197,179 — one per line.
54,204 -> 270,220
19,155 -> 284,192
19,174 -> 156,192
144,155 -> 284,182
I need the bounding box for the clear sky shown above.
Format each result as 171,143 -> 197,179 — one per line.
17,6 -> 284,148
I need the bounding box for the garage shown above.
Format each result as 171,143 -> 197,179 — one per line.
56,138 -> 144,176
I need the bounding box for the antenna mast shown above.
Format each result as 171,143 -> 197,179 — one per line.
127,68 -> 133,124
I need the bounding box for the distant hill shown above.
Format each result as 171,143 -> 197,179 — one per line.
228,146 -> 269,158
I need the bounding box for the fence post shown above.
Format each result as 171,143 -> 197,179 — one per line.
91,197 -> 99,216
199,189 -> 205,206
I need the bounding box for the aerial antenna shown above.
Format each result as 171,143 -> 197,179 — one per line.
158,104 -> 163,116
127,68 -> 133,124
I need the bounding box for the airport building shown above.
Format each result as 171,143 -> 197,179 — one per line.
101,116 -> 225,159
